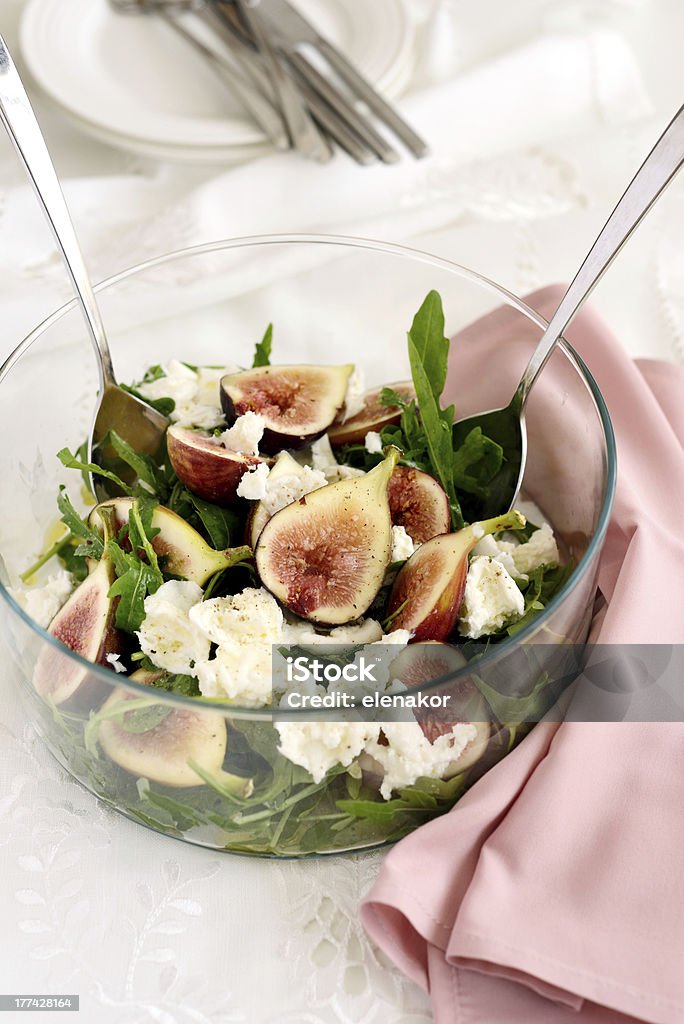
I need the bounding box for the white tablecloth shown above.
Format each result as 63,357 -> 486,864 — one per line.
1,1 -> 684,1021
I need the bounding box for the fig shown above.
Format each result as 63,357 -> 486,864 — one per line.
95,685 -> 251,792
390,642 -> 491,775
167,425 -> 263,504
90,498 -> 252,586
386,511 -> 526,642
387,466 -> 450,544
220,364 -> 352,453
328,381 -> 416,447
256,447 -> 401,625
33,555 -> 123,706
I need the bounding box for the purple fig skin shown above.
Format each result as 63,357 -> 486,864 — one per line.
328,381 -> 416,447
220,365 -> 352,454
387,512 -> 526,642
167,425 -> 262,504
33,558 -> 123,708
387,466 -> 450,544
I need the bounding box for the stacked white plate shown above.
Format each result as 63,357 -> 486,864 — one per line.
20,0 -> 417,163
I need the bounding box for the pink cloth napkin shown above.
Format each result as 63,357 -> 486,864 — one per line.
361,286 -> 684,1024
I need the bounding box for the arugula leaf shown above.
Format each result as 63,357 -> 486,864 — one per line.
252,323 -> 273,368
56,487 -> 104,560
57,447 -> 129,494
107,431 -> 166,496
106,498 -> 164,633
408,335 -> 462,527
186,493 -> 240,550
452,427 -> 504,498
407,290 -> 450,399
506,561 -> 575,637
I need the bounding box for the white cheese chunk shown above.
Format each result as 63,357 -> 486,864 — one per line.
458,555 -> 525,639
391,525 -> 416,563
136,360 -> 226,430
364,721 -> 478,799
9,569 -> 74,629
262,463 -> 327,516
512,522 -> 559,575
220,411 -> 266,456
136,580 -> 209,675
276,721 -> 380,784
236,462 -> 271,501
342,366 -> 365,421
189,588 -> 284,706
365,431 -> 383,454
472,533 -> 520,579
310,434 -> 366,483
105,652 -> 127,674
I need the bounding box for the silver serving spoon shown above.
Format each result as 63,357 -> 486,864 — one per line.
455,104 -> 684,519
0,36 -> 168,502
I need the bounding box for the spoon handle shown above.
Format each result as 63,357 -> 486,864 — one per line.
0,37 -> 115,389
517,104 -> 684,406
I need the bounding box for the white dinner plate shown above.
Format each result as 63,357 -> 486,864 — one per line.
20,0 -> 416,161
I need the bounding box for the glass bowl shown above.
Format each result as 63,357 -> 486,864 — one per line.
0,236 -> 616,857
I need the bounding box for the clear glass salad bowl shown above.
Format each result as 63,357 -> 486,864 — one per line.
0,236 -> 616,857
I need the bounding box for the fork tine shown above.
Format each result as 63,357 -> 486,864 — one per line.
316,38 -> 429,159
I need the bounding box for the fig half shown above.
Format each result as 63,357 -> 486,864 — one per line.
387,466 -> 450,544
33,556 -> 122,706
328,381 -> 416,447
387,511 -> 526,641
97,686 -> 235,790
256,447 -> 401,625
167,425 -> 263,504
91,498 -> 251,586
220,364 -> 352,453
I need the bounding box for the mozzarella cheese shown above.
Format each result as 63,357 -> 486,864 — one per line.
9,569 -> 74,629
220,411 -> 266,456
189,588 -> 284,706
137,580 -> 209,675
310,435 -> 366,483
364,431 -> 383,454
263,463 -> 327,515
458,555 -> 525,639
236,462 -> 271,501
364,721 -> 478,799
136,360 -> 227,430
105,652 -> 127,674
512,522 -> 559,574
472,533 -> 519,578
342,366 -> 366,421
276,721 -> 380,784
391,524 -> 416,563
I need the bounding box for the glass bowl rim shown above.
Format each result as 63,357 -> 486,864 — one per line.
0,232 -> 617,717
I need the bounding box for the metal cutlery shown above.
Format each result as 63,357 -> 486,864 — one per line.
454,103 -> 684,519
0,36 -> 169,501
253,0 -> 428,159
109,0 -> 426,164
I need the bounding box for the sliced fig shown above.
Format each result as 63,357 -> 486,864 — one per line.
167,424 -> 263,504
95,686 -> 250,791
220,364 -> 352,453
90,498 -> 251,586
387,466 -> 450,544
390,642 -> 491,775
387,511 -> 526,641
328,381 -> 416,447
33,556 -> 123,706
256,448 -> 401,625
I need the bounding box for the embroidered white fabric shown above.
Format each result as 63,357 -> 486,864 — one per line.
0,0 -> 682,1019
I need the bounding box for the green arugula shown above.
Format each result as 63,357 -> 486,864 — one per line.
252,323 -> 273,367
105,498 -> 164,633
57,487 -> 104,561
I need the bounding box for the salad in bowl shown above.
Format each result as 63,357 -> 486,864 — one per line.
5,286 -> 575,855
